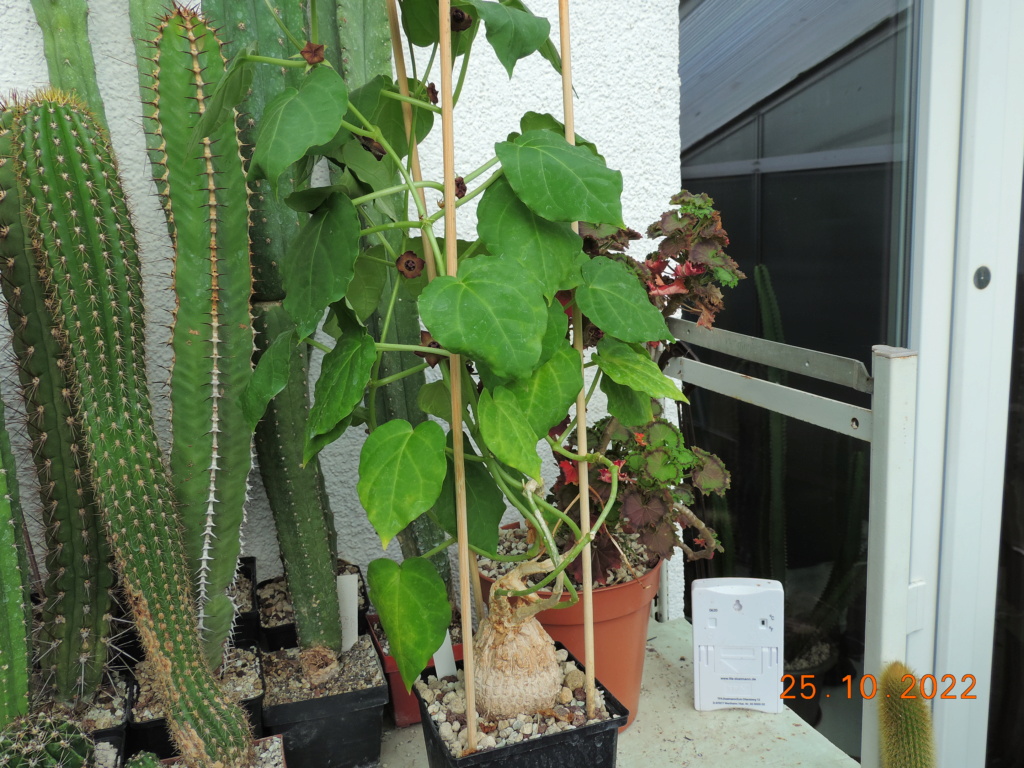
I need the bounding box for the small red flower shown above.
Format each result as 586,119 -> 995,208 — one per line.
693,537 -> 707,548
559,460 -> 579,485
598,460 -> 627,484
634,432 -> 647,446
682,261 -> 707,277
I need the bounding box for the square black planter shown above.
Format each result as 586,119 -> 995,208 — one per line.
231,556 -> 260,648
414,645 -> 628,768
262,656 -> 388,768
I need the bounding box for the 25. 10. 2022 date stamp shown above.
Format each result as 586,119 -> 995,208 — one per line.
781,673 -> 978,700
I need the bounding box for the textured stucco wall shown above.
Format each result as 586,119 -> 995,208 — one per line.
0,0 -> 682,603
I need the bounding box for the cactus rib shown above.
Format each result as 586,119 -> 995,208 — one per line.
5,92 -> 253,768
1,104 -> 113,702
142,6 -> 254,666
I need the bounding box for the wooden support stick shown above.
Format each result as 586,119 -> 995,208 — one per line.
558,0 -> 597,720
438,0 -> 477,752
384,0 -> 436,281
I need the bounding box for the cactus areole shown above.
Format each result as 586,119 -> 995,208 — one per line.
1,91 -> 254,768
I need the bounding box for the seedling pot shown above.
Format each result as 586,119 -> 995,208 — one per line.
367,613 -> 464,727
262,655 -> 388,768
232,556 -> 260,648
414,645 -> 627,768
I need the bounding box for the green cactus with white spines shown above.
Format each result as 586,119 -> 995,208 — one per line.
124,752 -> 162,768
1,92 -> 253,768
0,712 -> 92,768
0,395 -> 31,728
1,106 -> 113,703
135,6 -> 254,668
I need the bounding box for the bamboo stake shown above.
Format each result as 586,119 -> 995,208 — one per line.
384,0 -> 436,282
559,0 -> 597,720
385,0 -> 487,624
438,0 -> 478,752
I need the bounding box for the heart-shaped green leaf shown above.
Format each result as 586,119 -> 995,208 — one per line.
399,0 -> 477,54
358,420 -> 447,547
462,0 -> 550,76
419,255 -> 547,380
242,328 -> 295,430
478,387 -> 541,480
502,2 -> 560,74
282,192 -> 361,339
505,346 -> 582,438
518,112 -> 598,157
251,66 -> 349,190
600,375 -> 654,427
367,557 -> 451,690
496,130 -> 624,226
307,329 -> 376,442
429,432 -> 506,556
303,416 -> 352,466
477,176 -> 581,299
595,338 -> 688,402
576,257 -> 671,343
539,300 -> 570,367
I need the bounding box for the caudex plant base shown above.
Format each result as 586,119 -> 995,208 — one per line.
414,645 -> 628,768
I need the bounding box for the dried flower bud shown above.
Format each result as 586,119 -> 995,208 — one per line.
454,177 -> 467,199
415,330 -> 444,367
396,251 -> 425,279
427,82 -> 439,105
300,41 -> 326,65
358,135 -> 386,160
451,8 -> 473,31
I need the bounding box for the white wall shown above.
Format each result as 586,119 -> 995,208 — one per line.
0,0 -> 681,579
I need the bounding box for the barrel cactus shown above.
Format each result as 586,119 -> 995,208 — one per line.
0,91 -> 254,768
0,713 -> 92,768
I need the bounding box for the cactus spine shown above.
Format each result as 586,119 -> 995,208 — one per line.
124,752 -> 162,768
0,395 -> 31,727
1,105 -> 113,703
878,661 -> 937,768
3,92 -> 253,768
138,6 -> 254,667
0,713 -> 93,768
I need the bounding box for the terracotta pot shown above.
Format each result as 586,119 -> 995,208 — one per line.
481,559 -> 661,729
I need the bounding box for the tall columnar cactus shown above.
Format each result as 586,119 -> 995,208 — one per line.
0,713 -> 93,768
136,6 -> 254,667
1,107 -> 113,702
0,396 -> 31,728
878,661 -> 937,768
1,92 -> 253,768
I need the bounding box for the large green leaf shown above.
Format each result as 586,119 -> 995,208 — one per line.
419,255 -> 547,380
518,112 -> 598,157
505,346 -> 582,438
242,327 -> 295,430
307,329 -> 376,442
429,433 -> 506,556
576,257 -> 671,343
600,375 -> 654,427
251,66 -> 349,189
281,192 -> 361,339
462,0 -> 549,76
399,0 -> 478,54
358,420 -> 447,547
502,2 -> 560,74
478,387 -> 541,480
367,557 -> 451,690
347,76 -> 433,160
539,300 -> 570,367
594,337 -> 687,403
495,130 -> 623,226
476,176 -> 581,299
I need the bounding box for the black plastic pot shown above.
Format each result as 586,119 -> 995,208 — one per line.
91,675 -> 135,767
232,556 -> 260,648
125,646 -> 265,760
262,659 -> 388,768
258,562 -> 369,652
414,645 -> 628,768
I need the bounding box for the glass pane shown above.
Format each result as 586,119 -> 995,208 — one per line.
683,119 -> 758,167
763,34 -> 899,157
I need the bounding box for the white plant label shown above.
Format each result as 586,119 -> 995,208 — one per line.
434,629 -> 457,679
337,572 -> 359,653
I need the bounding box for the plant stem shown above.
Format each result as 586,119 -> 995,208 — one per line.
461,156 -> 500,185
303,337 -> 332,354
376,342 -> 452,357
360,221 -> 424,237
310,0 -> 319,45
380,89 -> 442,113
352,180 -> 444,206
245,54 -> 306,68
